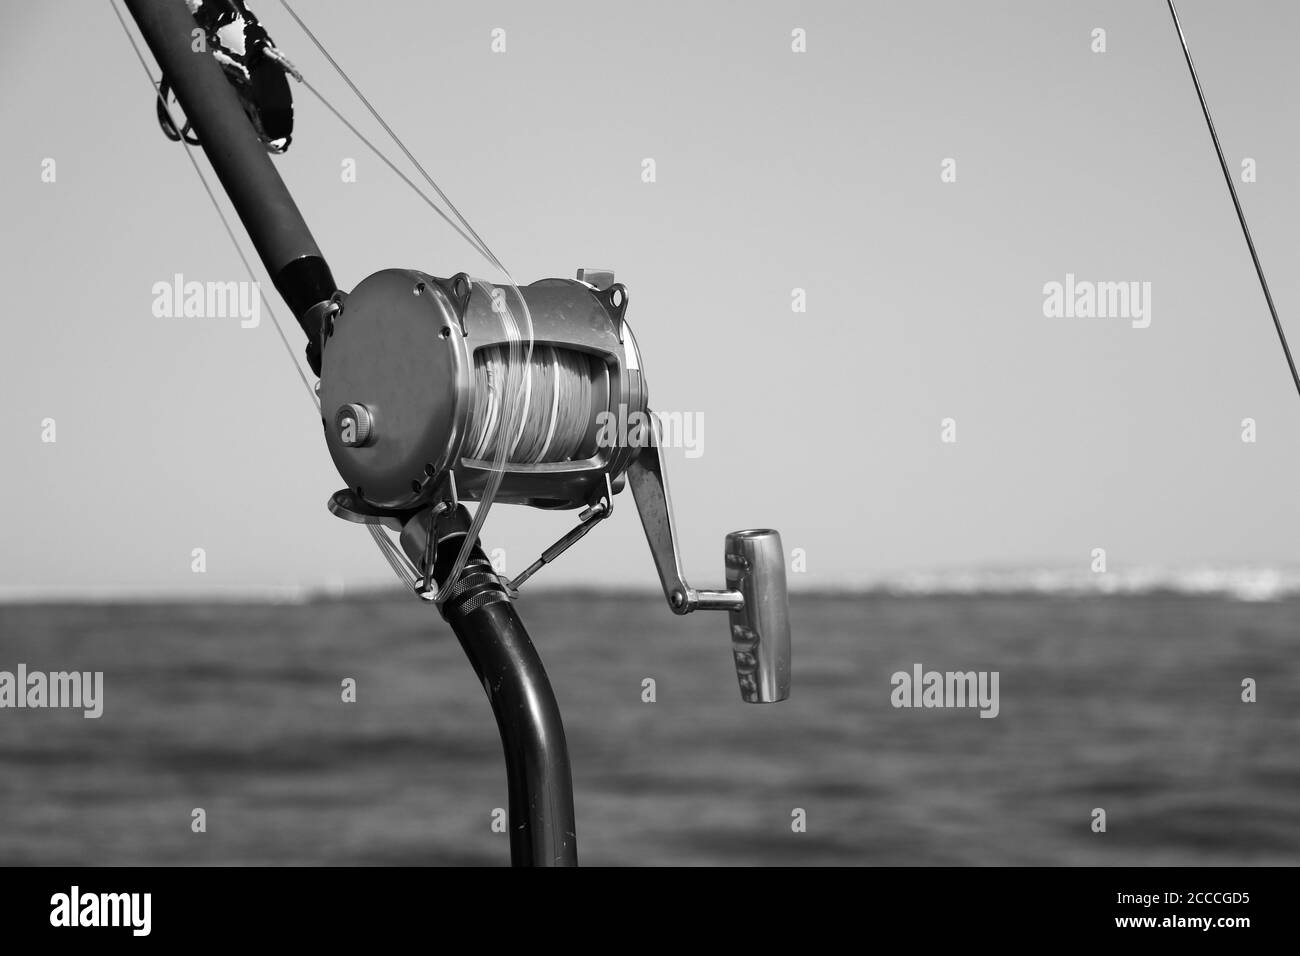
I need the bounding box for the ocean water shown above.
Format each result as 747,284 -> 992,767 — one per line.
0,592 -> 1296,866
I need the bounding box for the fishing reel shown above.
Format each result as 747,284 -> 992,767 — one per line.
318,267 -> 791,703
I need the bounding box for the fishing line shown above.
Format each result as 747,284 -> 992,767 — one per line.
277,0 -> 510,276
294,76 -> 488,260
367,523 -> 419,589
108,0 -> 320,415
1166,0 -> 1300,402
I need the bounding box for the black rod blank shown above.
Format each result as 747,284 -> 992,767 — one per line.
124,0 -> 337,371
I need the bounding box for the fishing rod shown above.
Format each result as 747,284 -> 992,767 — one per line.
1166,0 -> 1300,400
114,0 -> 791,867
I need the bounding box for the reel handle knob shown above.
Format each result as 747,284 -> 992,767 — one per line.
724,530 -> 792,704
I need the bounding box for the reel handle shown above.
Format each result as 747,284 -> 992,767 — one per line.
724,530 -> 792,704
626,420 -> 791,703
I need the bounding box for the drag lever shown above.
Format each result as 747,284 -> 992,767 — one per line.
626,416 -> 791,703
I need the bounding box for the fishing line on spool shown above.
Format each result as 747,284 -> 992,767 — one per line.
277,0 -> 536,600
466,345 -> 599,465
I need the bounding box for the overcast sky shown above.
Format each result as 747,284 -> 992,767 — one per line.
4,0 -> 1300,596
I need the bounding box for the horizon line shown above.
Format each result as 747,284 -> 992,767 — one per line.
4,564 -> 1300,604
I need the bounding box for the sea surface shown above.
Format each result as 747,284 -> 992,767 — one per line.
0,592 -> 1296,866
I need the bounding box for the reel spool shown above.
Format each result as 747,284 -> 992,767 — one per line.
319,267 -> 791,703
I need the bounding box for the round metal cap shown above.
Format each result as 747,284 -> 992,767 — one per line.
335,403 -> 374,447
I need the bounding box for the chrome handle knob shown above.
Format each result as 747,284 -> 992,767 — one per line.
724,530 -> 791,703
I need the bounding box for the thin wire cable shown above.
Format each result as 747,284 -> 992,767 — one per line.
1167,0 -> 1300,401
109,0 -> 320,415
